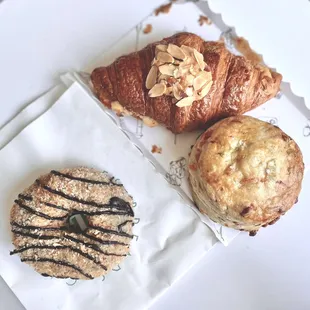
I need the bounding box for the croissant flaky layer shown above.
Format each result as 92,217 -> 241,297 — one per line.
91,32 -> 282,133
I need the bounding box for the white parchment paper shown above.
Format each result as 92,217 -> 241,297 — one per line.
0,82 -> 217,310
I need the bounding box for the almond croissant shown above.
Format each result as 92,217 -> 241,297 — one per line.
91,32 -> 282,134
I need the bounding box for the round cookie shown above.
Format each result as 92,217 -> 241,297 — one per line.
188,116 -> 304,235
10,167 -> 134,280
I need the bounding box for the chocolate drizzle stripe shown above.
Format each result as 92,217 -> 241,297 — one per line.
10,245 -> 107,271
14,200 -> 67,221
21,257 -> 93,279
118,220 -> 133,232
12,230 -> 60,240
11,222 -> 65,231
18,194 -> 33,201
64,235 -> 126,257
51,170 -> 111,185
88,225 -> 133,239
36,180 -> 132,215
42,201 -> 69,212
82,232 -> 129,247
11,226 -> 127,257
41,273 -> 78,280
71,209 -> 130,217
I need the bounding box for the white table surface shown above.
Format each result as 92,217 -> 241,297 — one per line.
1,1 -> 310,310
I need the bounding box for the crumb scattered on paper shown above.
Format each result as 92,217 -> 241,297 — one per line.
143,24 -> 153,34
198,15 -> 212,26
151,145 -> 162,154
233,37 -> 263,64
155,3 -> 172,16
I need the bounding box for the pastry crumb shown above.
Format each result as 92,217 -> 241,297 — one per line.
233,37 -> 263,64
155,3 -> 172,16
143,24 -> 153,34
198,15 -> 212,26
151,145 -> 162,154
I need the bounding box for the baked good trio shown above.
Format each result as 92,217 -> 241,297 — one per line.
10,33 -> 304,279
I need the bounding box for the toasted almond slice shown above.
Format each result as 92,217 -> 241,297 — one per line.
178,63 -> 192,75
111,101 -> 124,115
166,86 -> 173,95
181,45 -> 194,57
173,68 -> 180,78
143,116 -> 158,127
152,59 -> 164,66
193,71 -> 212,90
185,87 -> 194,97
145,66 -> 158,89
189,64 -> 200,76
149,83 -> 166,97
167,44 -> 186,60
197,80 -> 213,98
157,51 -> 174,64
158,74 -> 170,81
173,84 -> 183,100
159,64 -> 177,76
185,74 -> 195,85
156,44 -> 168,52
193,49 -> 205,70
176,96 -> 195,107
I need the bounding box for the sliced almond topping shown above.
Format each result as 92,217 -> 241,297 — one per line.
157,51 -> 174,64
193,49 -> 205,70
111,101 -> 124,115
165,86 -> 173,95
176,96 -> 195,108
173,68 -> 180,78
158,74 -> 170,81
146,43 -> 213,102
197,80 -> 213,98
145,66 -> 158,89
159,64 -> 177,76
178,63 -> 192,75
193,71 -> 212,91
181,45 -> 194,57
173,84 -> 183,100
185,74 -> 195,84
167,44 -> 186,60
143,116 -> 158,127
156,44 -> 168,52
149,83 -> 167,97
189,64 -> 200,76
185,87 -> 194,97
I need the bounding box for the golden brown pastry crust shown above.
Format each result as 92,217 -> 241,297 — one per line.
10,167 -> 134,279
91,32 -> 282,133
188,116 -> 304,234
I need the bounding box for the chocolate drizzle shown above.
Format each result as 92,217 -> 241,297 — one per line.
21,257 -> 94,279
64,235 -> 126,257
11,224 -> 127,257
88,225 -> 133,239
81,232 -> 129,246
51,170 -> 111,185
41,273 -> 78,280
42,201 -> 69,212
36,180 -> 133,216
11,221 -> 64,231
51,170 -> 123,187
10,245 -> 107,271
18,194 -> 33,201
12,230 -> 60,240
72,209 -> 130,217
14,200 -> 67,221
117,220 -> 133,232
